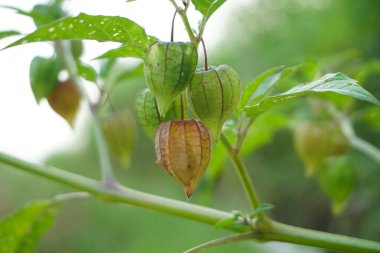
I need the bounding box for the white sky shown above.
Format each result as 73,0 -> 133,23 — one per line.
0,0 -> 251,162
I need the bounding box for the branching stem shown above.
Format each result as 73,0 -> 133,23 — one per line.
1,152 -> 380,252
184,232 -> 255,253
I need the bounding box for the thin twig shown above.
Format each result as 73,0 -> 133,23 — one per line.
168,0 -> 196,43
184,232 -> 255,253
52,192 -> 90,204
339,115 -> 380,164
201,38 -> 208,71
171,10 -> 178,42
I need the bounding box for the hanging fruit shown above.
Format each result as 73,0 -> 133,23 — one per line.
155,119 -> 212,198
101,109 -> 136,167
293,121 -> 349,176
188,65 -> 241,141
136,88 -> 187,137
144,41 -> 198,116
47,78 -> 81,126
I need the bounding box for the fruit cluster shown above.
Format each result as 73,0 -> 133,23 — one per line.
136,40 -> 242,197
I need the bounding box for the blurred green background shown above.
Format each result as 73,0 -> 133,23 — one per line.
1,0 -> 380,252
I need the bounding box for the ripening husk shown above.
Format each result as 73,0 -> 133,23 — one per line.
154,119 -> 211,198
188,65 -> 241,141
47,78 -> 80,127
144,41 -> 197,116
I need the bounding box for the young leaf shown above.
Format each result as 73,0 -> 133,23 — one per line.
4,13 -> 150,49
95,44 -> 146,60
249,203 -> 274,218
0,200 -> 57,253
76,60 -> 97,83
245,72 -> 380,117
214,210 -> 242,230
191,0 -> 227,18
213,216 -> 236,230
30,56 -> 61,103
0,30 -> 20,40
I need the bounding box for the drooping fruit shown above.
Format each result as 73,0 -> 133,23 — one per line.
293,121 -> 349,177
101,109 -> 136,167
155,119 -> 212,198
47,78 -> 80,126
188,65 -> 241,141
136,88 -> 187,137
144,41 -> 198,116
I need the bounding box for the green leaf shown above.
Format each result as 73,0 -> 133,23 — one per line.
30,56 -> 61,103
76,60 -> 97,83
0,30 -> 20,40
240,65 -> 285,109
318,157 -> 356,214
240,62 -> 318,110
4,13 -> 150,49
95,44 -> 146,60
249,203 -> 274,218
191,0 -> 227,18
0,200 -> 57,253
245,72 -> 380,117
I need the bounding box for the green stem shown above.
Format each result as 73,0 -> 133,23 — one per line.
168,0 -> 196,44
0,151 -> 236,230
340,116 -> 380,164
266,221 -> 380,253
52,192 -> 90,204
58,41 -> 116,187
220,134 -> 260,209
1,151 -> 380,252
184,232 -> 255,253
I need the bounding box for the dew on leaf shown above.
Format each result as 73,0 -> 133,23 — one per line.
48,27 -> 55,32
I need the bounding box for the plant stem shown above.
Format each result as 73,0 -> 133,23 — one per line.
168,0 -> 196,44
1,151 -> 380,252
52,192 -> 90,204
340,116 -> 380,164
0,151 -> 237,230
266,221 -> 380,253
57,41 -> 116,187
220,134 -> 260,209
184,232 -> 255,253
201,38 -> 208,71
171,10 -> 177,42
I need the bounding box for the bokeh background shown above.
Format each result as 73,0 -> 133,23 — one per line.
0,0 -> 379,252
